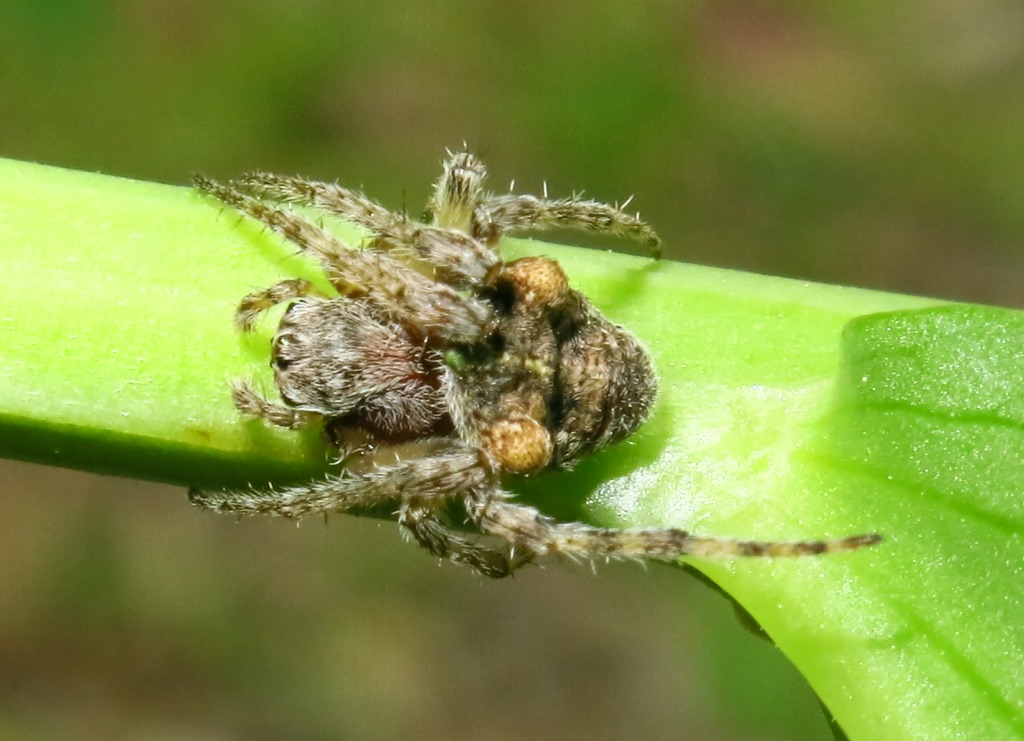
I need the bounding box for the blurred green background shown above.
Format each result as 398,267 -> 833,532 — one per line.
2,2 -> 1023,739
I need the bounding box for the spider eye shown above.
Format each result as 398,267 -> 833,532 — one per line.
273,355 -> 292,371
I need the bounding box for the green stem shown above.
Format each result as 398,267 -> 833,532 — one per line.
1,157 -> 1021,739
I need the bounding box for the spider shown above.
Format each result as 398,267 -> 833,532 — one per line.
189,150 -> 881,577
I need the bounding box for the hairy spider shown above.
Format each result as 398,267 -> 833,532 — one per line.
189,150 -> 881,577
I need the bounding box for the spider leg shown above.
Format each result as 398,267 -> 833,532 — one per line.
190,447 -> 490,518
235,278 -> 322,331
236,171 -> 396,232
230,379 -> 318,430
471,496 -> 882,563
474,193 -> 662,258
237,171 -> 499,289
190,446 -> 538,576
195,175 -> 493,343
398,503 -> 532,578
424,149 -> 488,234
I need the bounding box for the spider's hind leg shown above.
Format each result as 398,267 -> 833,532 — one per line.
474,193 -> 662,257
399,503 -> 532,578
472,497 -> 882,564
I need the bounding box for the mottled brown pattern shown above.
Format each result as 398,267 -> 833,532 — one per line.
189,151 -> 880,577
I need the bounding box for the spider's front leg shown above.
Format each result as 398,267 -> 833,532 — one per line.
230,378 -> 319,430
195,175 -> 493,343
235,278 -> 323,332
190,449 -> 489,518
190,446 -> 530,577
236,169 -> 499,290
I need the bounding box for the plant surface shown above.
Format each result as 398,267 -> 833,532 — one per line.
1,158 -> 1021,739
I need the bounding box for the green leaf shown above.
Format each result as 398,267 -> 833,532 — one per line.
1,157 -> 1021,738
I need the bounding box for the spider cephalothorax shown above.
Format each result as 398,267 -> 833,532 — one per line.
189,151 -> 880,577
